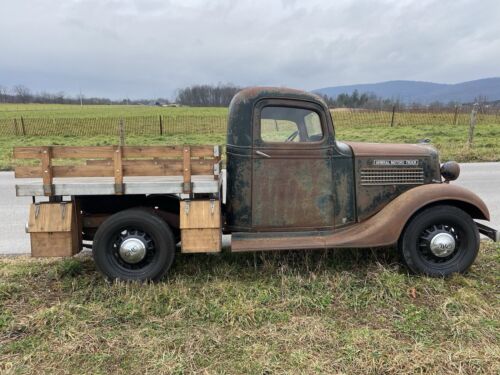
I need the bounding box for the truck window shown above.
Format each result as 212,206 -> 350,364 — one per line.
260,106 -> 323,143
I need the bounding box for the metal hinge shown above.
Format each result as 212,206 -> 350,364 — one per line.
34,203 -> 41,219
60,202 -> 67,220
182,182 -> 193,194
114,183 -> 124,194
43,184 -> 54,196
184,200 -> 190,215
210,199 -> 215,215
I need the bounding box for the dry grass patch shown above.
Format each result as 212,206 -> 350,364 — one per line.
0,242 -> 499,374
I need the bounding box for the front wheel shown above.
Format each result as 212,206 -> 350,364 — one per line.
93,209 -> 176,281
399,205 -> 480,277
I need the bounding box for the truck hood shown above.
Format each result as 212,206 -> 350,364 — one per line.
344,141 -> 442,221
345,141 -> 435,157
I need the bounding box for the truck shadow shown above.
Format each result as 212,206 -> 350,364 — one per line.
168,246 -> 402,280
67,246 -> 404,282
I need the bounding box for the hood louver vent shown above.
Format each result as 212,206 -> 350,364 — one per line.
360,168 -> 424,186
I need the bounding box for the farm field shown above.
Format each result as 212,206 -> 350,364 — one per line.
0,104 -> 499,170
1,122 -> 499,170
1,242 -> 498,374
0,103 -> 227,119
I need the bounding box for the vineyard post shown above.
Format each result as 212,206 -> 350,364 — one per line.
20,116 -> 26,136
13,118 -> 18,136
159,115 -> 163,135
468,104 -> 478,148
390,105 -> 396,127
119,118 -> 126,146
453,105 -> 459,125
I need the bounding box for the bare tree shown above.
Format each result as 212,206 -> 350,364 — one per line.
176,83 -> 241,106
13,85 -> 32,103
0,85 -> 8,102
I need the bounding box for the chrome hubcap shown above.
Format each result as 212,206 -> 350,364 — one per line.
429,232 -> 456,257
119,238 -> 147,264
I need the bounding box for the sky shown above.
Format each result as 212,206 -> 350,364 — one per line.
0,0 -> 499,100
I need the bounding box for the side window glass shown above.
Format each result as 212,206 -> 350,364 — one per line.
260,106 -> 323,143
304,112 -> 323,141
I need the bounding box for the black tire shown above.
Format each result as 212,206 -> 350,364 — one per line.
399,205 -> 480,277
93,209 -> 175,281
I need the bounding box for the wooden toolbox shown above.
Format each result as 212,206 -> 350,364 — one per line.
27,202 -> 80,257
180,200 -> 221,253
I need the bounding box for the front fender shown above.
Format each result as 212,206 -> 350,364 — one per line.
231,184 -> 490,252
324,183 -> 490,248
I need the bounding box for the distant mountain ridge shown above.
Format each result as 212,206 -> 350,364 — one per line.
314,78 -> 500,104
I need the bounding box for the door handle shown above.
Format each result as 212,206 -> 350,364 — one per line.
255,150 -> 271,158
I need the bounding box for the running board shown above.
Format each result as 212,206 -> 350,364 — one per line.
231,217 -> 400,252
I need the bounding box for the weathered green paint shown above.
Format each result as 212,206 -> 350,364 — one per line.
225,86 -> 443,235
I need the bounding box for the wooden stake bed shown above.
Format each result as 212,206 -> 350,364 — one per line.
14,145 -> 222,197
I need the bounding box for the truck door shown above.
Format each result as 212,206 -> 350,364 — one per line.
251,100 -> 334,230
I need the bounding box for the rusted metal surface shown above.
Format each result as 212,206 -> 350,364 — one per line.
225,87 -> 337,232
345,142 -> 437,157
332,155 -> 356,227
231,183 -> 490,252
347,141 -> 442,221
224,87 -> 363,232
252,156 -> 334,230
226,87 -> 330,148
440,161 -> 460,181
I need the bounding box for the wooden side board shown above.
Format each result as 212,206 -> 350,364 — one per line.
14,145 -> 221,196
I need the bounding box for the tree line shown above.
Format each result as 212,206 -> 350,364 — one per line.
175,84 -> 241,106
0,84 -> 170,105
1,83 -> 495,110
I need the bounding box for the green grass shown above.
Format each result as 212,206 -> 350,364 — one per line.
0,103 -> 227,119
1,122 -> 499,170
1,242 -> 498,374
0,104 -> 498,169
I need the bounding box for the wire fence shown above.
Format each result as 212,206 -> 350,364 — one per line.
0,107 -> 499,137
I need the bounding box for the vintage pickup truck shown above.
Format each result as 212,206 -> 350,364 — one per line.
14,87 -> 498,281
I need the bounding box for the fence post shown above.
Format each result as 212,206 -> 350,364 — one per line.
12,118 -> 18,136
119,118 -> 126,146
468,104 -> 478,148
390,105 -> 396,127
159,115 -> 163,135
453,105 -> 459,125
20,116 -> 26,136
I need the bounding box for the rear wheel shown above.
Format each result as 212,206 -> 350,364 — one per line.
399,205 -> 480,277
93,209 -> 175,281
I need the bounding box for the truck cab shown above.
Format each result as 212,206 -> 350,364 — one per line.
14,87 -> 498,281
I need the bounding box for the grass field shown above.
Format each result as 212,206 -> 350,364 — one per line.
0,104 -> 499,169
1,121 -> 499,170
1,242 -> 498,374
0,104 -> 227,119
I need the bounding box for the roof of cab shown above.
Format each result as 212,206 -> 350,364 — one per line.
230,86 -> 327,107
227,87 -> 328,147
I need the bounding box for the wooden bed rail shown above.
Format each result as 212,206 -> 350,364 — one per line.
14,145 -> 221,196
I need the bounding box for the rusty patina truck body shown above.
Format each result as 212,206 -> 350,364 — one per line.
14,87 -> 498,281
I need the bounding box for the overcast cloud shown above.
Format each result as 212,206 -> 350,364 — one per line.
1,0 -> 499,99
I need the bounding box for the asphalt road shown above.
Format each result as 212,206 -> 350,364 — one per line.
1,162 -> 499,255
